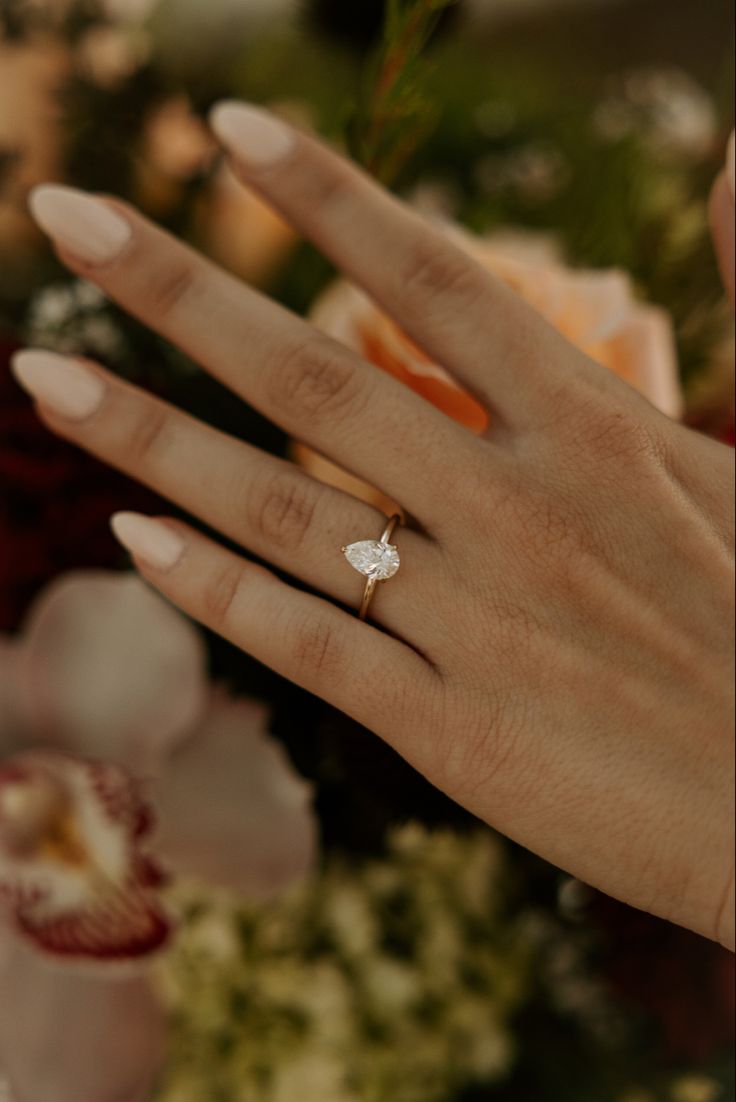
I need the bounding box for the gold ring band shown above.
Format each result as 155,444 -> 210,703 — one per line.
341,514 -> 402,622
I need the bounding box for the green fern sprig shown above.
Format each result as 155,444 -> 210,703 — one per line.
348,0 -> 459,185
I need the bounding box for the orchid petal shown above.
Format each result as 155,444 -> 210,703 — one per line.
152,693 -> 318,899
18,572 -> 207,776
0,641 -> 27,760
0,938 -> 166,1102
0,752 -> 170,961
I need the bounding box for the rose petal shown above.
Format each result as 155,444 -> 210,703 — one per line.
454,227 -> 684,416
0,752 -> 170,961
603,305 -> 683,418
0,938 -> 166,1102
558,269 -> 633,345
290,442 -> 400,515
311,282 -> 489,433
18,572 -> 207,775
152,692 -> 318,899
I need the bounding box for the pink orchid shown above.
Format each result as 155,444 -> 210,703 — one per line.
0,570 -> 318,1102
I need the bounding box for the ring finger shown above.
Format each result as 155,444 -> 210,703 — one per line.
10,349 -> 434,637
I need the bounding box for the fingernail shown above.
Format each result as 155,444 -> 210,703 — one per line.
210,101 -> 295,168
11,350 -> 106,420
726,130 -> 735,203
110,513 -> 185,572
29,185 -> 131,265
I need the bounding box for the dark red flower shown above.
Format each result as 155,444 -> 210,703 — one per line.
0,337 -> 162,631
594,894 -> 735,1063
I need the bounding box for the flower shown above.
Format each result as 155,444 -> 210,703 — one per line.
1,570 -> 317,955
0,39 -> 69,251
297,227 -> 682,509
75,24 -> 150,90
155,825 -> 525,1102
0,340 -> 162,631
194,162 -> 298,286
0,937 -> 167,1102
0,570 -> 317,1101
134,96 -> 217,214
0,752 -> 170,960
594,69 -> 717,159
193,100 -> 312,286
461,231 -> 682,418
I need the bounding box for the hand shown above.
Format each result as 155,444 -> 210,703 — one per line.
13,103 -> 735,949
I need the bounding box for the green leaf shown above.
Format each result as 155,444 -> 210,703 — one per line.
348,0 -> 459,185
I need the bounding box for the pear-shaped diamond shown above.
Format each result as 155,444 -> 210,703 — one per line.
343,540 -> 400,581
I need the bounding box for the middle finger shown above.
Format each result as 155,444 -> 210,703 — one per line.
10,350 -> 435,636
29,186 -> 482,523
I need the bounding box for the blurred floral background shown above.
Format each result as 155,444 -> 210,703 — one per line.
0,1 -> 734,1100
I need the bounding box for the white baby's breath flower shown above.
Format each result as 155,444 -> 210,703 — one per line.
361,955 -> 419,1019
326,882 -> 378,959
271,1051 -> 357,1102
671,1077 -> 722,1102
594,69 -> 716,158
26,280 -> 127,362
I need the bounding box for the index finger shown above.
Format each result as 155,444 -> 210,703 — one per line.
210,101 -> 590,425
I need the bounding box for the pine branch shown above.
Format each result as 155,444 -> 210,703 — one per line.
348,0 -> 458,185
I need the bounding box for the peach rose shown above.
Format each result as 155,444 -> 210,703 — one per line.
295,227 -> 682,510
195,162 -> 297,286
459,230 -> 682,418
194,102 -> 310,286
0,40 -> 69,250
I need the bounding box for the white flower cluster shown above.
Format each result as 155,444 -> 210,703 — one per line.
154,824 -> 528,1102
619,1074 -> 722,1102
25,279 -> 129,362
594,69 -> 717,159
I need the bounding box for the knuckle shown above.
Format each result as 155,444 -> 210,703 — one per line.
290,614 -> 344,683
144,256 -> 197,319
401,236 -> 485,310
271,338 -> 367,422
573,400 -> 668,470
292,162 -> 353,216
126,402 -> 169,466
202,561 -> 245,628
249,472 -> 318,552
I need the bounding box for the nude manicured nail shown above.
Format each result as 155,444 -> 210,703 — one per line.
111,513 -> 185,572
726,130 -> 735,203
11,350 -> 106,419
210,101 -> 295,167
29,185 -> 131,264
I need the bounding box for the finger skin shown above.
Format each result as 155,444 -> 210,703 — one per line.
33,189 -> 477,520
210,101 -> 609,423
709,171 -> 735,308
16,353 -> 432,633
117,517 -> 434,738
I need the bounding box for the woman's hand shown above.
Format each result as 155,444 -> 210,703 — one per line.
12,103 -> 735,949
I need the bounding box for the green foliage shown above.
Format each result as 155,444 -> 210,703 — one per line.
348,0 -> 460,184
153,827 -> 556,1101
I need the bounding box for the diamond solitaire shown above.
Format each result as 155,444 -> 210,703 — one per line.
341,515 -> 402,621
342,539 -> 400,581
